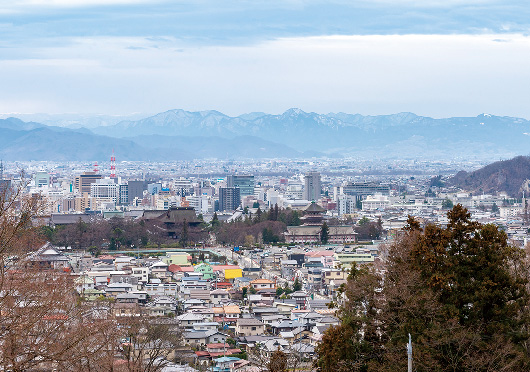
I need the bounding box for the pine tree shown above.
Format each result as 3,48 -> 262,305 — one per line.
179,220 -> 189,247
315,205 -> 530,372
320,221 -> 329,244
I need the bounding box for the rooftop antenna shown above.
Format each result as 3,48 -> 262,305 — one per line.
93,161 -> 99,173
0,160 -> 3,180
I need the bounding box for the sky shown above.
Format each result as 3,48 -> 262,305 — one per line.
1,0 -> 530,118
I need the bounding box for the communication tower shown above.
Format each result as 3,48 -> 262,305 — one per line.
110,150 -> 116,178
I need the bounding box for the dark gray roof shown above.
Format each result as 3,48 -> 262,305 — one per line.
304,202 -> 325,213
51,213 -> 94,225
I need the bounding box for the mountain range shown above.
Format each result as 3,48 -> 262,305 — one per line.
1,109 -> 530,161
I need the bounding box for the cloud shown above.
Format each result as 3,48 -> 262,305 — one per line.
6,0 -> 158,7
1,33 -> 530,118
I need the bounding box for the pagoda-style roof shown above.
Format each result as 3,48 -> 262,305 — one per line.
142,207 -> 200,225
303,202 -> 325,213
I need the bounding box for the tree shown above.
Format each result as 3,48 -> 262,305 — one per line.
118,316 -> 183,371
320,222 -> 329,244
441,197 -> 453,209
179,219 -> 189,247
492,202 -> 500,213
316,205 -> 530,372
253,202 -> 260,208
211,212 -> 220,229
358,216 -> 370,225
267,349 -> 288,372
293,278 -> 302,291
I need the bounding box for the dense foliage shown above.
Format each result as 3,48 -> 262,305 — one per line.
316,205 -> 530,372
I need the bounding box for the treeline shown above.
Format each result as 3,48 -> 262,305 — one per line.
214,206 -> 302,246
40,217 -> 207,252
316,205 -> 530,372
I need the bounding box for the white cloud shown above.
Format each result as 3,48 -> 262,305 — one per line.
1,33 -> 530,118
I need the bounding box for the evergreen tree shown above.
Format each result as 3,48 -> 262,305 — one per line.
315,204 -> 530,372
320,221 -> 329,244
293,278 -> 302,291
441,197 -> 454,209
255,207 -> 262,223
179,220 -> 189,247
211,212 -> 220,228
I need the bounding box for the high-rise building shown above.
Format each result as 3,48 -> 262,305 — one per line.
119,184 -> 129,205
33,171 -> 50,187
74,172 -> 102,194
338,181 -> 390,201
218,187 -> 241,211
303,171 -> 321,201
227,175 -> 255,197
127,180 -> 144,204
90,179 -> 118,201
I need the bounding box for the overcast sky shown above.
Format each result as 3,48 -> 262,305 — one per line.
1,0 -> 530,118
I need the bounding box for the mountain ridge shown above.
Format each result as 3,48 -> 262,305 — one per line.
2,109 -> 530,160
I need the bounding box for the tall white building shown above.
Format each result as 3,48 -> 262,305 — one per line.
337,195 -> 357,216
91,179 -> 118,210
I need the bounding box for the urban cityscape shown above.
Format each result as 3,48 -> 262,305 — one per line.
2,0 -> 530,371
1,149 -> 530,370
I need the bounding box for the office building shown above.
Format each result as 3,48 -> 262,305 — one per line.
74,172 -> 102,194
119,184 -> 129,205
33,171 -> 50,187
227,175 -> 255,197
219,187 -> 241,211
127,180 -> 144,204
303,171 -> 321,201
338,182 -> 390,201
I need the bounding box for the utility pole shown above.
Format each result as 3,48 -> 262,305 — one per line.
407,333 -> 412,372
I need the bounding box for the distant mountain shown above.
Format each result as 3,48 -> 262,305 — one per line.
125,134 -> 310,159
0,118 -> 306,161
0,113 -> 149,129
4,109 -> 530,160
450,156 -> 530,197
91,109 -> 530,158
0,126 -> 174,161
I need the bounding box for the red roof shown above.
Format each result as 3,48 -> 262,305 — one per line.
207,343 -> 230,349
168,264 -> 195,273
216,282 -> 232,288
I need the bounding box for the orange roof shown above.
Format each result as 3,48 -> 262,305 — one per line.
216,282 -> 232,288
212,307 -> 224,314
223,305 -> 241,314
251,279 -> 274,284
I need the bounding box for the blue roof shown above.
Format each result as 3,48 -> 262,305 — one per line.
215,357 -> 241,363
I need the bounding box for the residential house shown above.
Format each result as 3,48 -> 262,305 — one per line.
250,279 -> 276,290
235,318 -> 265,337
210,289 -> 230,305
